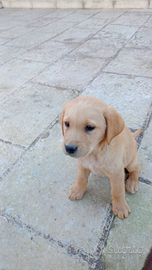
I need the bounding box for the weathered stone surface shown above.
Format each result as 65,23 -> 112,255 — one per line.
54,9 -> 99,23
93,9 -> 125,19
83,73 -> 152,128
0,123 -> 112,254
36,20 -> 75,33
44,9 -> 77,19
0,217 -> 88,270
125,26 -> 152,49
104,48 -> 152,78
71,24 -> 138,59
112,11 -> 150,26
5,28 -> 63,49
0,18 -> 23,31
99,23 -> 138,41
0,46 -> 26,65
0,38 -> 8,45
138,117 -> 152,182
144,15 -> 152,27
5,8 -> 49,21
33,55 -> 108,90
128,9 -> 152,14
103,182 -> 152,270
52,27 -> 98,43
75,17 -> 108,30
0,25 -> 36,39
4,19 -> 75,49
0,83 -> 77,146
0,59 -> 47,92
0,142 -> 23,178
19,40 -> 79,64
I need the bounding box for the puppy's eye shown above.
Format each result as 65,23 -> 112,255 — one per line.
65,121 -> 70,128
85,125 -> 95,132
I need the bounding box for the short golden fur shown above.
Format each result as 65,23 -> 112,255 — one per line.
60,95 -> 142,219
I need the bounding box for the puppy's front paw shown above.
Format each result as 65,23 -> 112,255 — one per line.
112,200 -> 131,219
69,183 -> 86,201
125,178 -> 138,194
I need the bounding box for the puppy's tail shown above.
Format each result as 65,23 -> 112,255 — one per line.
132,128 -> 143,139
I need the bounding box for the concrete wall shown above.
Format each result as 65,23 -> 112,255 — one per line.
1,0 -> 152,9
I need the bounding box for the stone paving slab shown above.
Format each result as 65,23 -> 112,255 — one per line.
3,8 -> 51,21
0,217 -> 88,270
33,55 -> 108,90
0,19 -> 24,31
0,46 -> 27,65
0,82 -> 77,146
71,24 -> 138,59
54,9 -> 99,23
74,17 -> 108,30
82,73 -> 152,129
25,16 -> 59,28
144,15 -> 152,26
18,40 -> 79,64
104,48 -> 152,78
0,38 -> 9,45
5,27 -> 70,49
125,25 -> 152,50
0,142 -> 24,179
128,8 -> 152,13
0,122 -> 112,255
43,9 -> 77,19
52,27 -> 99,43
38,19 -> 77,32
112,11 -> 150,25
0,59 -> 47,92
103,182 -> 152,270
0,25 -> 37,40
138,116 -> 152,182
92,9 -> 125,19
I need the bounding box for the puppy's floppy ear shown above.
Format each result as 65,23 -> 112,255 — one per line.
59,109 -> 65,136
103,105 -> 125,145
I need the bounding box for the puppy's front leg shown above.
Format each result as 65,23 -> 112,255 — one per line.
109,170 -> 131,219
69,162 -> 90,201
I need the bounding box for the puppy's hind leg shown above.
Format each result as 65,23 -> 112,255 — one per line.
69,162 -> 90,201
125,156 -> 141,194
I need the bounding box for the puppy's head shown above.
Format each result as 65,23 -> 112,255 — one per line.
60,95 -> 124,159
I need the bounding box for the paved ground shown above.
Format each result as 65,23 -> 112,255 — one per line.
0,8 -> 152,270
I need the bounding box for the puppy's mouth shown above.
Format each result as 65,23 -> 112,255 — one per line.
63,143 -> 91,159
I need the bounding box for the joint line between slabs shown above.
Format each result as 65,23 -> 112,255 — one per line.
137,102 -> 152,148
102,71 -> 152,80
0,116 -> 60,182
0,211 -> 96,265
93,206 -> 114,259
0,138 -> 26,150
139,176 -> 152,186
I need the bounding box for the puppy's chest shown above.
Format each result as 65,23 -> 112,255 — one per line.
80,151 -> 110,175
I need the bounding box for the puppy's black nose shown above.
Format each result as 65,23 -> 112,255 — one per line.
65,144 -> 77,154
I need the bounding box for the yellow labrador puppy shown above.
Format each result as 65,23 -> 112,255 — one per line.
60,95 -> 142,219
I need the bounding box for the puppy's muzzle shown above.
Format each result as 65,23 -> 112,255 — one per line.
65,144 -> 77,155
